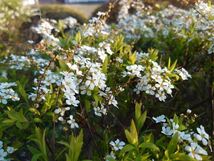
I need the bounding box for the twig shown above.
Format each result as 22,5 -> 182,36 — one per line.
34,53 -> 57,107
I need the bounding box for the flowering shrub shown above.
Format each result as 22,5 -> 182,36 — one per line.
105,104 -> 212,161
0,0 -> 213,160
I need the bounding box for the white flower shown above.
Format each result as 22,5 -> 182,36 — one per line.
175,68 -> 191,80
6,147 -> 14,154
0,82 -> 20,104
61,72 -> 79,107
30,70 -> 62,102
0,149 -> 7,160
94,105 -> 107,117
67,115 -> 79,129
108,94 -> 118,107
187,109 -> 192,114
97,11 -> 106,17
123,65 -> 145,77
62,17 -> 77,28
66,63 -> 82,76
116,57 -> 123,63
194,125 -> 209,146
208,43 -> 214,54
155,91 -> 167,102
171,122 -> 179,135
54,108 -> 61,114
99,42 -> 113,55
58,117 -> 64,122
178,131 -> 192,143
161,126 -> 173,136
110,139 -> 125,151
105,151 -> 116,161
185,143 -> 208,160
130,58 -> 175,102
152,115 -> 166,123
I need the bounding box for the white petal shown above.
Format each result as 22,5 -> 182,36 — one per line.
185,146 -> 191,152
202,138 -> 208,146
195,154 -> 202,160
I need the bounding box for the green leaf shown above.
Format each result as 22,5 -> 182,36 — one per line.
31,153 -> 43,161
148,48 -> 158,61
111,35 -> 125,53
173,114 -> 179,125
139,142 -> 160,153
134,102 -> 147,131
59,60 -> 69,71
29,127 -> 49,161
167,133 -> 179,155
135,102 -> 142,121
125,130 -> 133,145
75,32 -> 82,44
170,60 -> 177,72
129,53 -> 136,64
139,153 -> 150,161
28,145 -> 43,161
125,120 -> 138,145
84,99 -> 91,113
171,153 -> 196,161
5,109 -> 29,129
58,141 -> 70,148
143,133 -> 154,143
167,57 -> 171,69
102,56 -> 109,74
93,94 -> 100,106
42,88 -> 56,113
66,130 -> 84,161
16,81 -> 28,103
34,118 -> 42,123
137,111 -> 147,131
29,107 -> 41,115
119,144 -> 135,156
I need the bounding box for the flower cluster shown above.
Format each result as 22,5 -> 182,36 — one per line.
153,112 -> 211,160
68,55 -> 117,104
54,106 -> 79,129
175,68 -> 192,80
0,140 -> 15,161
61,72 -> 79,107
117,1 -> 214,55
31,19 -> 60,46
0,0 -> 212,160
59,17 -> 78,29
106,139 -> 125,161
0,54 -> 30,70
29,70 -> 62,101
83,11 -> 110,37
0,82 -> 20,105
54,52 -> 117,126
30,16 -> 78,46
94,104 -> 107,117
123,52 -> 191,102
0,50 -> 49,70
76,41 -> 113,63
53,72 -> 80,128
